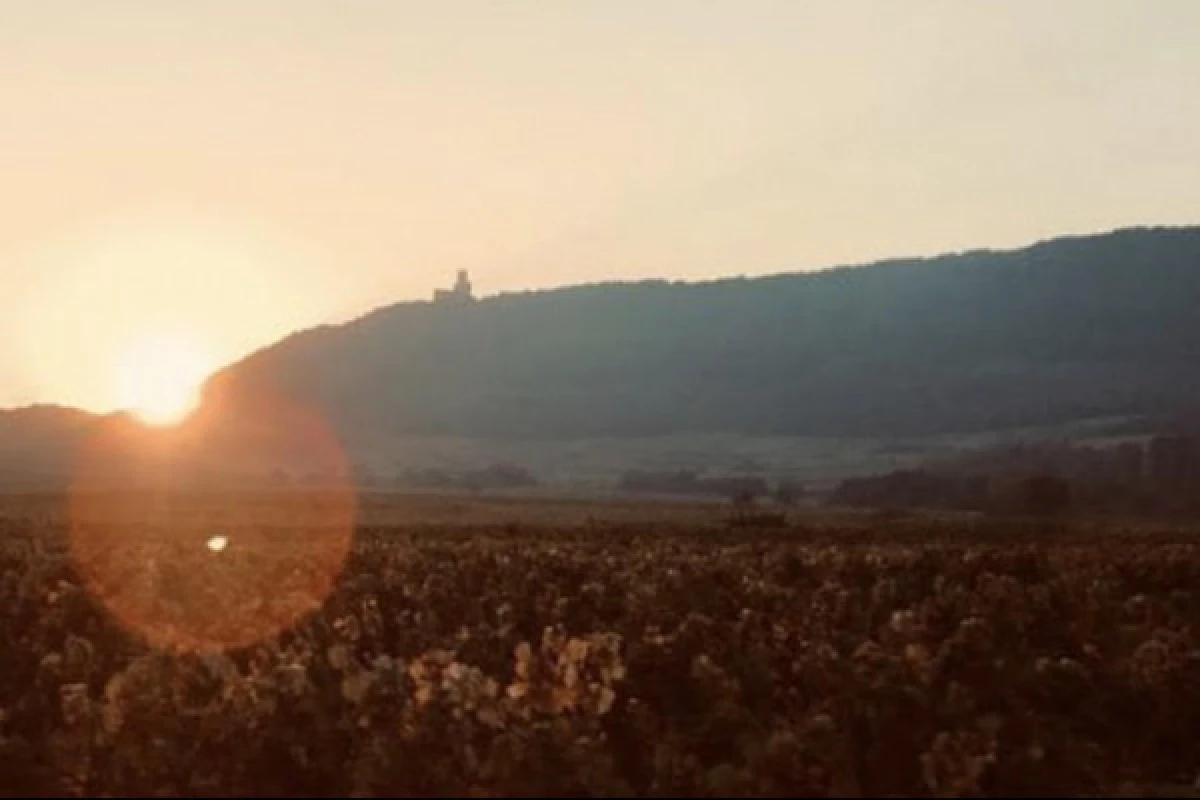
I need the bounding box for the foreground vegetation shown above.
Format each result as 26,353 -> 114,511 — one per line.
2,498 -> 1199,797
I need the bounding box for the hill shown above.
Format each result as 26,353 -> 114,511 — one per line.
4,225 -> 1200,490
202,226 -> 1200,443
0,406 -> 139,488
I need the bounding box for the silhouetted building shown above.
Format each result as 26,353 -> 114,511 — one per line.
433,270 -> 476,306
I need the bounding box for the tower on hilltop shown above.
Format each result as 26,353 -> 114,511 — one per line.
433,270 -> 476,306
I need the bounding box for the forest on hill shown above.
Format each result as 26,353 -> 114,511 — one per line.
204,226 -> 1200,441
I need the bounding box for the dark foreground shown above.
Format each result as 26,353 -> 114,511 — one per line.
2,494 -> 1199,797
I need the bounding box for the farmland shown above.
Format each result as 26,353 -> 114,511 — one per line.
1,491 -> 1199,797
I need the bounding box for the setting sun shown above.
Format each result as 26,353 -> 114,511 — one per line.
114,332 -> 215,426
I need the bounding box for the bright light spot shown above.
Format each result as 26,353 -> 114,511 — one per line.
114,331 -> 215,426
207,535 -> 228,553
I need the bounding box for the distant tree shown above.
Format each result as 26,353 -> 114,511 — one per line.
617,469 -> 703,495
1021,474 -> 1072,517
713,476 -> 769,499
829,469 -> 988,512
731,488 -> 758,508
729,486 -> 788,528
462,462 -> 537,491
774,481 -> 805,507
1148,435 -> 1200,490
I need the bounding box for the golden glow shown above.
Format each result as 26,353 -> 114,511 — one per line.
68,394 -> 356,653
114,331 -> 215,426
6,6 -> 1200,412
9,212 -> 342,415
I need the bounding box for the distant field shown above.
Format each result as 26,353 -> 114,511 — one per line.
346,416 -> 1150,494
0,415 -> 1150,500
1,491 -> 1197,797
0,488 -> 727,529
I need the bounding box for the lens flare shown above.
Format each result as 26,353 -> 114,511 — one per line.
68,393 -> 356,653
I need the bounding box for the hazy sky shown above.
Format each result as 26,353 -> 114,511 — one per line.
3,1 -> 1200,412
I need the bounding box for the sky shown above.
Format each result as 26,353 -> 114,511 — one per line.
3,1 -> 1200,413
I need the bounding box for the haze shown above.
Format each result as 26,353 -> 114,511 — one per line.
3,1 -> 1199,413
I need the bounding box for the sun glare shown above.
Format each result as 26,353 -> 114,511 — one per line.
115,332 -> 215,426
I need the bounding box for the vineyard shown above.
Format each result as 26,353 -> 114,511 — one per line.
2,497 -> 1200,797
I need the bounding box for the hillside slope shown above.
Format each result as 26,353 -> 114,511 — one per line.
202,226 -> 1200,441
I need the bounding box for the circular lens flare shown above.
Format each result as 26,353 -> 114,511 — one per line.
68,394 -> 355,653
